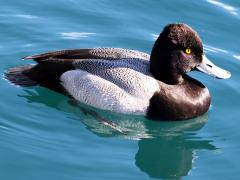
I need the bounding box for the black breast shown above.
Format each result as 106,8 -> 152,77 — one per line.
146,76 -> 211,121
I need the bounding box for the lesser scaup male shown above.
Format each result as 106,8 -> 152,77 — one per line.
5,24 -> 231,120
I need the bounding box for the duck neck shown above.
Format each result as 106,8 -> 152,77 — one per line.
154,68 -> 184,85
150,40 -> 183,85
150,35 -> 184,85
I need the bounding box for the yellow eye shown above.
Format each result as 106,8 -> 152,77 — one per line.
185,48 -> 192,54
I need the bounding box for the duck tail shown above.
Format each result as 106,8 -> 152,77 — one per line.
4,65 -> 38,86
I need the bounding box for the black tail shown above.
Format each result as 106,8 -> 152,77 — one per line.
4,65 -> 38,86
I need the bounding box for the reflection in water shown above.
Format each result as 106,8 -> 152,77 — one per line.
20,88 -> 217,179
135,130 -> 216,179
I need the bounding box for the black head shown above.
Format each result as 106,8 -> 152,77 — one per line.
150,24 -> 203,84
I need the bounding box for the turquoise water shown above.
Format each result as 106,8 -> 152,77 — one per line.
0,0 -> 240,179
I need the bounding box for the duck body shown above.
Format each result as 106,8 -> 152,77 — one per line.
5,24 -> 230,120
6,47 -> 210,120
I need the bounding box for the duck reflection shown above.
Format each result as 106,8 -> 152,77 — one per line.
135,121 -> 216,179
20,88 -> 217,179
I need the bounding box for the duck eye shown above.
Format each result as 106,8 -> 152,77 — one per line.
185,48 -> 192,55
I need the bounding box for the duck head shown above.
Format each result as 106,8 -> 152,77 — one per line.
150,23 -> 231,84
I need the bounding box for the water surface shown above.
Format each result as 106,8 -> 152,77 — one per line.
0,0 -> 240,179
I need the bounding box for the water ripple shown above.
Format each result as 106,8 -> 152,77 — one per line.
0,14 -> 38,19
233,55 -> 240,61
204,44 -> 228,54
204,44 -> 240,62
206,0 -> 238,16
14,14 -> 38,19
59,32 -> 96,40
151,33 -> 158,40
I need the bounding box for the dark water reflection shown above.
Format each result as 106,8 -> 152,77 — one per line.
135,129 -> 216,179
21,88 -> 217,179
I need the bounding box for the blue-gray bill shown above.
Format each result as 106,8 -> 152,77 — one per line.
196,55 -> 231,79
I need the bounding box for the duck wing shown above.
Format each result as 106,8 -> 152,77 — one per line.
6,48 -> 149,94
24,48 -> 150,62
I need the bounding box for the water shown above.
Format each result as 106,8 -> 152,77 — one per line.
0,0 -> 240,179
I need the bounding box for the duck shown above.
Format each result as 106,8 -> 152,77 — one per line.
5,23 -> 231,120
